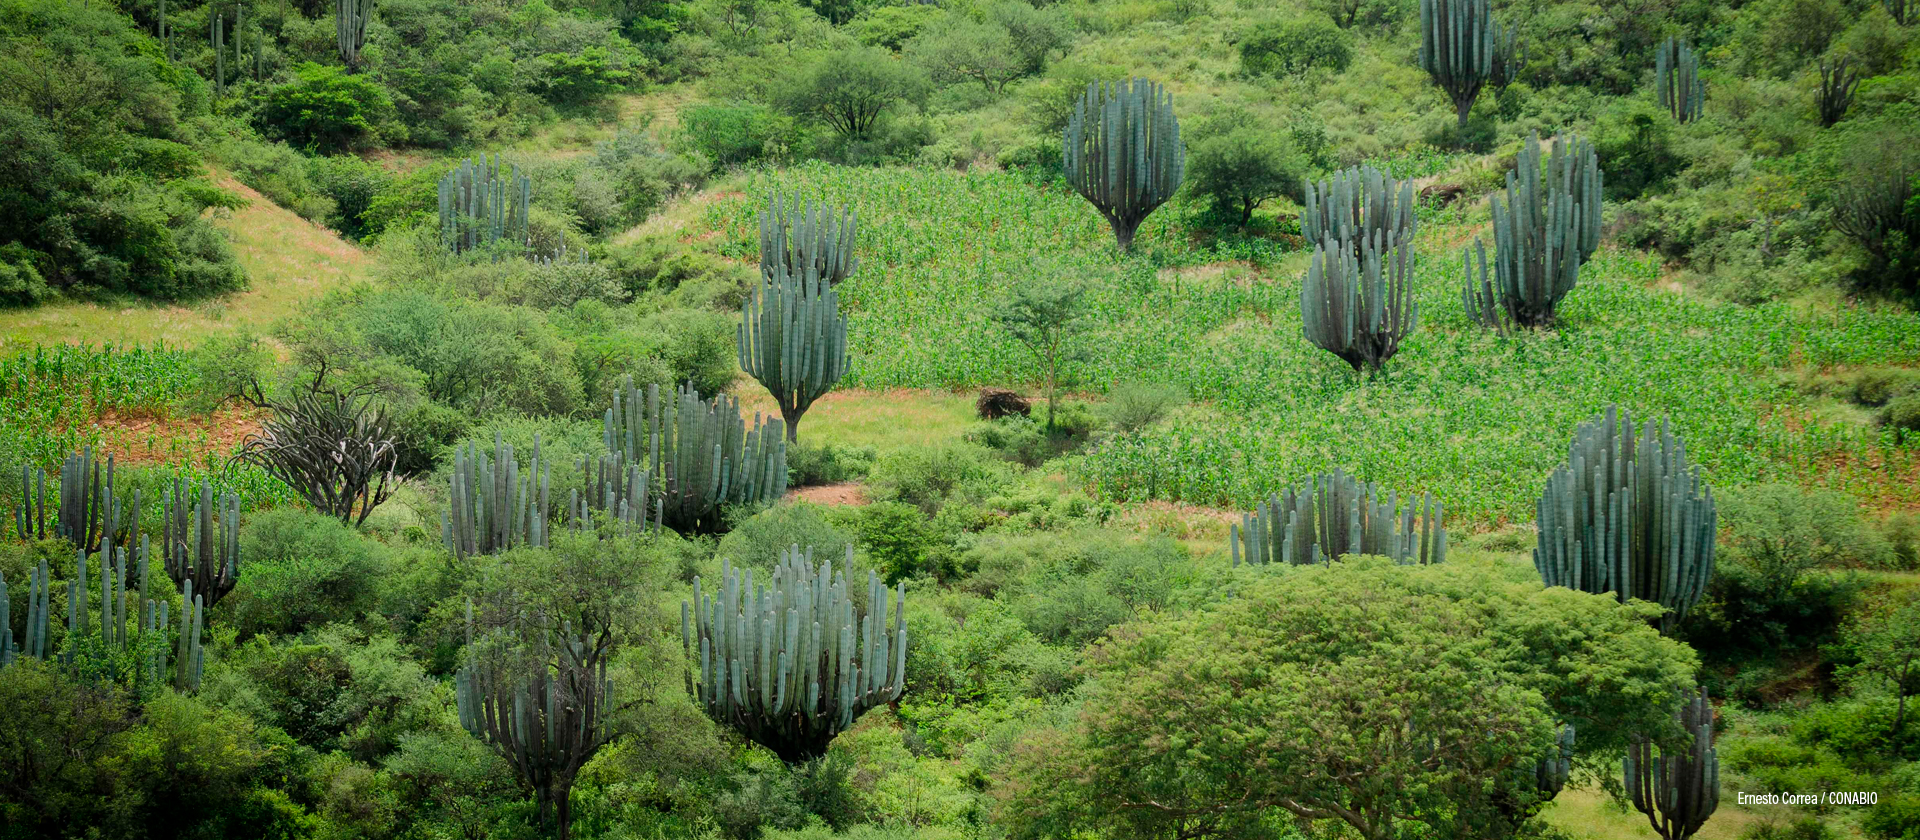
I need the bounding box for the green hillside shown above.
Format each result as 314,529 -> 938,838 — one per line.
2,0 -> 1919,838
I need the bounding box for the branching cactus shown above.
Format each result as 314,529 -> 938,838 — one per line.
683,546 -> 907,763
457,616 -> 612,840
1655,37 -> 1705,124
1626,688 -> 1719,840
1535,406 -> 1716,634
569,449 -> 662,535
1063,78 -> 1184,251
439,155 -> 532,255
162,478 -> 240,611
1231,468 -> 1447,567
1462,132 -> 1602,330
1817,58 -> 1860,128
761,193 -> 858,286
741,264 -> 850,444
338,0 -> 371,69
1300,230 -> 1419,374
602,378 -> 787,533
444,433 -> 552,559
1419,0 -> 1515,128
1300,165 -> 1416,255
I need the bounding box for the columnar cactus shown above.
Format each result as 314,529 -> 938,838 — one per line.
1461,132 -> 1602,330
683,546 -> 907,763
1536,724 -> 1576,797
444,433 -> 552,559
1817,58 -> 1860,128
1419,0 -> 1516,128
1300,165 -> 1417,255
29,542 -> 203,689
438,155 -> 532,255
1535,406 -> 1717,633
569,449 -> 662,534
760,194 -> 858,286
1300,230 -> 1419,374
1655,37 -> 1705,124
740,264 -> 850,444
1063,78 -> 1184,251
13,462 -> 47,540
457,619 -> 611,840
211,11 -> 225,95
1626,688 -> 1719,840
338,0 -> 371,69
1231,468 -> 1447,567
162,478 -> 240,611
602,378 -> 787,533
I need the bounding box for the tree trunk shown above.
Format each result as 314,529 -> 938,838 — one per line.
781,403 -> 801,444
1456,97 -> 1472,130
1110,217 -> 1138,251
556,785 -> 573,840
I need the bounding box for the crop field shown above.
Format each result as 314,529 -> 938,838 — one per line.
696,163 -> 1920,525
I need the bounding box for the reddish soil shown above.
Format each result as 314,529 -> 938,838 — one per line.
785,483 -> 867,506
84,405 -> 267,466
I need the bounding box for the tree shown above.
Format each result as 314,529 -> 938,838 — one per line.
996,559 -> 1698,840
773,46 -> 929,140
1239,15 -> 1353,77
1840,590 -> 1920,738
1185,115 -> 1308,226
261,63 -> 393,153
990,275 -> 1088,431
907,18 -> 1027,94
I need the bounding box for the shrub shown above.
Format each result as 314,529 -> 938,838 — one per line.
681,102 -> 790,168
1887,512 -> 1920,571
854,501 -> 933,583
1850,367 -> 1920,407
1186,118 -> 1309,226
1102,381 -> 1187,435
307,155 -> 393,240
1887,393 -> 1920,436
1739,817 -> 1841,840
226,508 -> 392,638
849,5 -> 945,49
786,441 -> 877,486
1239,15 -> 1353,77
1721,484 -> 1896,577
867,442 -> 1012,514
966,415 -> 1056,467
717,502 -> 855,569
1864,796 -> 1920,840
532,46 -> 632,106
772,46 -> 931,140
261,63 -> 394,153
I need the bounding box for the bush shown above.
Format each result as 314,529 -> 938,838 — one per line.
1740,817 -> 1841,840
772,46 -> 931,140
261,63 -> 394,153
1186,116 -> 1309,226
1864,796 -> 1920,840
967,415 -> 1056,467
1887,393 -> 1920,436
717,502 -> 855,569
1239,15 -> 1353,77
532,46 -> 633,106
1850,367 -> 1920,407
226,508 -> 392,638
681,102 -> 790,168
868,442 -> 1013,514
1102,380 -> 1187,434
787,441 -> 877,486
854,501 -> 933,583
308,155 -> 393,240
849,5 -> 946,49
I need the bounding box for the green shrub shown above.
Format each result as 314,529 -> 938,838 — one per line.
867,442 -> 1012,514
1887,512 -> 1920,571
1864,796 -> 1920,840
787,441 -> 877,486
1102,380 -> 1187,435
1792,699 -> 1913,759
772,46 -> 931,141
1851,368 -> 1920,407
717,502 -> 855,569
1239,14 -> 1353,77
1883,393 -> 1920,436
226,508 -> 392,638
1186,116 -> 1310,227
308,155 -> 393,240
1740,817 -> 1841,840
1720,483 -> 1894,578
261,63 -> 394,153
849,5 -> 946,49
680,102 -> 790,168
854,501 -> 933,583
966,415 -> 1057,468
533,46 -> 633,106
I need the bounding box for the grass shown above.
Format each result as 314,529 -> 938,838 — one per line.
0,176 -> 372,348
684,162 -> 1920,526
730,386 -> 980,453
1540,787 -> 1778,840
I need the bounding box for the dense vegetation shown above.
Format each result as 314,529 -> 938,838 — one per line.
3,0 -> 1920,838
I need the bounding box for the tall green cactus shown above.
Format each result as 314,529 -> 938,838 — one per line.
761,194 -> 859,286
1461,132 -> 1603,330
438,155 -> 532,255
1817,58 -> 1861,128
211,11 -> 225,96
1300,165 -> 1416,255
457,616 -> 611,840
1062,78 -> 1184,252
162,478 -> 240,611
338,0 -> 371,69
740,264 -> 850,444
444,433 -> 552,559
1231,468 -> 1447,567
570,449 -> 662,534
1419,0 -> 1516,128
1655,37 -> 1705,124
1535,406 -> 1716,634
1300,231 -> 1419,374
1536,724 -> 1575,797
683,546 -> 907,763
18,542 -> 203,690
602,378 -> 787,533
1626,688 -> 1719,840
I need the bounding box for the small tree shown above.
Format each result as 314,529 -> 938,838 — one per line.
1239,14 -> 1353,77
261,62 -> 392,153
1186,116 -> 1308,227
774,46 -> 930,140
905,2 -> 1068,95
1839,591 -> 1920,738
991,275 -> 1088,431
